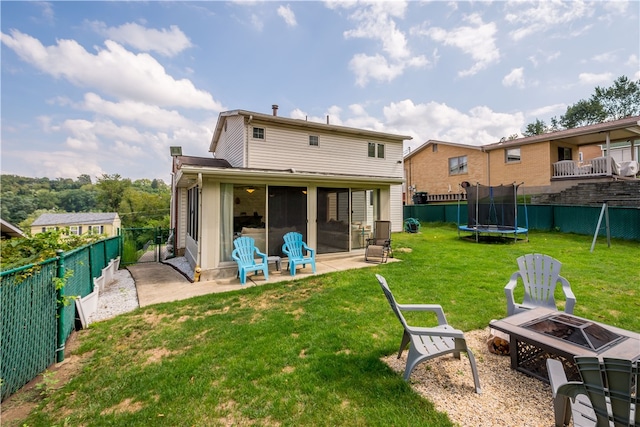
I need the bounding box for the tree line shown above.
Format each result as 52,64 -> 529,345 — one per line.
522,75 -> 640,137
1,173 -> 171,231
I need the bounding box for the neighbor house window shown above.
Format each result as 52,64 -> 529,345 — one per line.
558,147 -> 572,161
505,147 -> 521,163
448,155 -> 468,175
69,226 -> 81,235
368,142 -> 385,158
252,127 -> 265,140
89,225 -> 104,234
309,135 -> 319,146
432,144 -> 438,153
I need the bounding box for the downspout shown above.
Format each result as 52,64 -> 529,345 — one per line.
483,147 -> 490,186
195,173 -> 203,281
606,132 -> 611,175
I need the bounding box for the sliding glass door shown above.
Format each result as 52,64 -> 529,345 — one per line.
317,188 -> 350,254
267,186 -> 307,257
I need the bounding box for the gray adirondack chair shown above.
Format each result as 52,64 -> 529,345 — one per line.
547,357 -> 639,427
504,253 -> 576,316
376,274 -> 481,393
365,220 -> 392,263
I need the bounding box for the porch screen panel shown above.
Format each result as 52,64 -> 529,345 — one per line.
220,183 -> 234,262
317,188 -> 350,254
267,186 -> 307,257
351,190 -> 368,249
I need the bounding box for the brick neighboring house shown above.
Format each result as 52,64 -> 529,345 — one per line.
405,116 -> 640,202
31,213 -> 121,237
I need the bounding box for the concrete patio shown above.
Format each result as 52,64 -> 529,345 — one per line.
129,253 -> 397,307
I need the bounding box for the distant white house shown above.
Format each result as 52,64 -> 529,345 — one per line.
31,212 -> 121,237
170,106 -> 411,280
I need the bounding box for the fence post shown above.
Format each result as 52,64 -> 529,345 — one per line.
55,249 -> 66,363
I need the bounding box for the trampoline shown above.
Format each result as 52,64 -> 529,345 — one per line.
457,182 -> 528,242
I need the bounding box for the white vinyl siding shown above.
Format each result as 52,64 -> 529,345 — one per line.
389,184 -> 404,233
246,123 -> 403,178
214,116 -> 246,167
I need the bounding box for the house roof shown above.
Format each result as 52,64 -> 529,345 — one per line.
174,159 -> 404,188
32,212 -> 120,227
1,219 -> 25,238
175,156 -> 232,169
405,139 -> 483,161
209,109 -> 412,153
483,115 -> 640,151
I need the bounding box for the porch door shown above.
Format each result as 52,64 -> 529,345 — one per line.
267,186 -> 307,257
317,188 -> 350,254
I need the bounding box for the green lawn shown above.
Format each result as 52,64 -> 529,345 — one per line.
17,224 -> 640,426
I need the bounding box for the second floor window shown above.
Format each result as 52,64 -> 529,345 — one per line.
252,127 -> 265,140
505,147 -> 521,163
448,156 -> 468,175
309,135 -> 319,146
368,142 -> 385,158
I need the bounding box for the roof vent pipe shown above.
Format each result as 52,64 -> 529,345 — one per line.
272,104 -> 278,116
326,115 -> 329,124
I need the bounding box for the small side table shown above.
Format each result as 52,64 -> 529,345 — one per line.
267,256 -> 281,272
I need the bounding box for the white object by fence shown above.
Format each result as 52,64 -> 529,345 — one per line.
76,256 -> 121,328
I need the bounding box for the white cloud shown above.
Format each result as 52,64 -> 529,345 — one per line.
331,1 -> 427,86
382,99 -> 524,147
527,104 -> 566,120
419,13 -> 499,77
506,0 -> 595,41
349,53 -> 406,86
3,149 -> 106,179
591,51 -> 618,63
251,13 -> 264,31
578,72 -> 613,86
37,2 -> 55,24
87,21 -> 192,57
80,93 -> 193,130
0,30 -> 222,110
277,5 -> 297,27
503,67 -> 525,88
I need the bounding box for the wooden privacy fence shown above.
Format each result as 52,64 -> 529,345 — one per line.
0,236 -> 122,401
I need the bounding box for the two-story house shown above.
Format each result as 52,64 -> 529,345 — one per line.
170,106 -> 411,281
31,212 -> 121,237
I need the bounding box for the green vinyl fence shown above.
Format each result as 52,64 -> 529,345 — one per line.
0,236 -> 122,401
404,203 -> 640,241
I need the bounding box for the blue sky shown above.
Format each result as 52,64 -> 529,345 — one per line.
2,1 -> 639,183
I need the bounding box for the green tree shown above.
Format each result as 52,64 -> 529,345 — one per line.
523,119 -> 547,137
58,189 -> 97,212
118,187 -> 170,228
96,174 -> 131,212
560,98 -> 606,129
594,75 -> 640,120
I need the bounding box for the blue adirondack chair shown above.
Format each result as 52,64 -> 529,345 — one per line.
282,232 -> 316,277
231,236 -> 269,285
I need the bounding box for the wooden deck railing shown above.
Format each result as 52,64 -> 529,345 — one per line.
552,157 -> 612,178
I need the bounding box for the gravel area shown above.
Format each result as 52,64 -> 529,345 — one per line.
383,327 -> 555,427
88,269 -> 139,323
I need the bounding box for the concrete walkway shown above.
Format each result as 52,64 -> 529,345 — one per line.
128,253 -> 396,307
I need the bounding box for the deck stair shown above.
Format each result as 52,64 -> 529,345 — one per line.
532,181 -> 640,207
